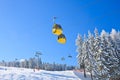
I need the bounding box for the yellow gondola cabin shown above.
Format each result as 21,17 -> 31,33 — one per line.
52,24 -> 63,35
57,34 -> 66,44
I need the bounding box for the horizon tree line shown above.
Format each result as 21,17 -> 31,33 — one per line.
0,52 -> 75,71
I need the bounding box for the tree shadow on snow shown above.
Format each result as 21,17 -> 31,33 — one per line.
73,71 -> 90,80
42,72 -> 76,79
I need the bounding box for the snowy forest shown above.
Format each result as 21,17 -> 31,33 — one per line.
0,52 -> 75,71
76,29 -> 120,80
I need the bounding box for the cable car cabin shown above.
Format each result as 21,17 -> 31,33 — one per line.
52,24 -> 63,35
68,55 -> 72,58
57,34 -> 66,44
61,57 -> 65,61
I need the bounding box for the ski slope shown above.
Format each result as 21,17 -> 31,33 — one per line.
0,66 -> 90,80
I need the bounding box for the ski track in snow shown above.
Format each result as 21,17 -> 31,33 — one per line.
0,66 -> 90,80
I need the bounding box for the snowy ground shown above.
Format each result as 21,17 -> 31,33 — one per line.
0,66 -> 90,80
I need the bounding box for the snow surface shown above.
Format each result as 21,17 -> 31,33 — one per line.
0,66 -> 90,80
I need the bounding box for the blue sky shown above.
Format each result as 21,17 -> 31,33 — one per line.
0,0 -> 120,66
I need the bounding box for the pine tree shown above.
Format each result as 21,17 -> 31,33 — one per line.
28,58 -> 36,69
76,29 -> 120,80
87,31 -> 96,80
95,31 -> 109,80
76,34 -> 83,68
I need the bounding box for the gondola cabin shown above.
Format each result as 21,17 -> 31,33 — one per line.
68,55 -> 72,58
52,24 -> 63,35
61,57 -> 65,61
57,34 -> 66,44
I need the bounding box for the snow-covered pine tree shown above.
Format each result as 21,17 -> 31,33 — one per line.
14,58 -> 20,67
110,29 -> 120,62
106,35 -> 120,79
92,29 -> 109,80
93,31 -> 109,80
38,58 -> 42,69
76,33 -> 93,78
94,29 -> 120,80
111,30 -> 120,78
76,29 -> 120,80
115,31 -> 120,79
82,34 -> 89,78
28,58 -> 37,69
87,31 -> 96,80
76,34 -> 83,69
24,59 -> 29,68
106,30 -> 120,79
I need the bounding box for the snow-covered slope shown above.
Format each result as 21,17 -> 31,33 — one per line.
0,66 -> 90,80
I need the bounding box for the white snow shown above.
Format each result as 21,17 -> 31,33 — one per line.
19,59 -> 25,62
110,29 -> 119,40
101,30 -> 108,37
0,66 -> 91,80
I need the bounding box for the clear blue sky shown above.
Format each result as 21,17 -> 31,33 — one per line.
0,0 -> 120,66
